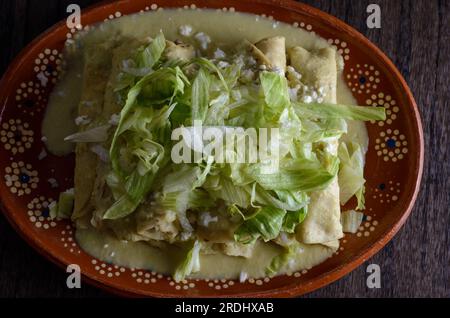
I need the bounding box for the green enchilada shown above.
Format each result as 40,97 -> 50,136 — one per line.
42,9 -> 385,281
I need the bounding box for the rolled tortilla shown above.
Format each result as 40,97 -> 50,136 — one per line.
103,38 -> 144,116
72,42 -> 116,220
296,178 -> 343,244
80,39 -> 147,226
251,36 -> 286,72
165,41 -> 195,61
288,47 -> 337,103
289,46 -> 343,244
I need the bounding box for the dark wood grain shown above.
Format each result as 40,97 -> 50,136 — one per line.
0,0 -> 448,298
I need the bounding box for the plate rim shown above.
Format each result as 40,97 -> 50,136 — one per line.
0,0 -> 424,298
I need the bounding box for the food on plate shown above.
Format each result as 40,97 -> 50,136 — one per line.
42,9 -> 385,281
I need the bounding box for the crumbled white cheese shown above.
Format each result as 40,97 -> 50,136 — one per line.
271,66 -> 285,75
213,48 -> 226,59
37,72 -> 48,87
286,65 -> 302,81
233,54 -> 245,68
38,148 -> 47,160
246,56 -> 257,66
239,272 -> 248,283
48,178 -> 59,188
199,212 -> 218,227
241,69 -> 254,82
74,115 -> 91,126
259,64 -> 267,71
288,85 -> 300,102
302,95 -> 314,104
90,144 -> 109,162
179,24 -> 193,37
103,244 -> 109,249
194,32 -> 211,50
108,113 -> 120,126
217,60 -> 230,68
279,232 -> 290,245
298,84 -> 326,104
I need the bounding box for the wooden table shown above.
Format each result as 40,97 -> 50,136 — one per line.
0,0 -> 448,297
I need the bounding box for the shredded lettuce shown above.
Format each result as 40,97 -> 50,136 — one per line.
254,186 -> 308,212
245,156 -> 339,192
282,206 -> 308,233
64,125 -> 110,143
192,57 -> 229,92
103,194 -> 140,220
66,31 -> 389,280
260,71 -> 290,112
191,68 -> 211,122
294,102 -> 386,121
340,210 -> 364,233
209,177 -> 251,209
137,32 -> 166,69
163,166 -> 202,193
50,189 -> 74,220
266,240 -> 303,276
160,191 -> 193,232
173,240 -> 201,282
234,206 -> 286,244
338,141 -> 366,209
104,66 -> 189,219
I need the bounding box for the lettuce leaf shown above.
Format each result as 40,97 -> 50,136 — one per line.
245,156 -> 339,192
234,206 -> 286,244
103,194 -> 140,220
64,125 -> 110,143
209,176 -> 251,209
294,102 -> 386,121
338,141 -> 366,209
49,189 -> 74,220
253,186 -> 308,212
266,240 -> 303,276
340,210 -> 364,233
282,206 -> 307,233
173,240 -> 201,282
137,32 -> 166,69
260,71 -> 290,112
160,191 -> 193,232
191,68 -> 211,122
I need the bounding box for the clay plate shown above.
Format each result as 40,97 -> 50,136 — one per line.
0,0 -> 423,297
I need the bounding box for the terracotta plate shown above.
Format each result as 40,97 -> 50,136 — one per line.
0,0 -> 423,297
